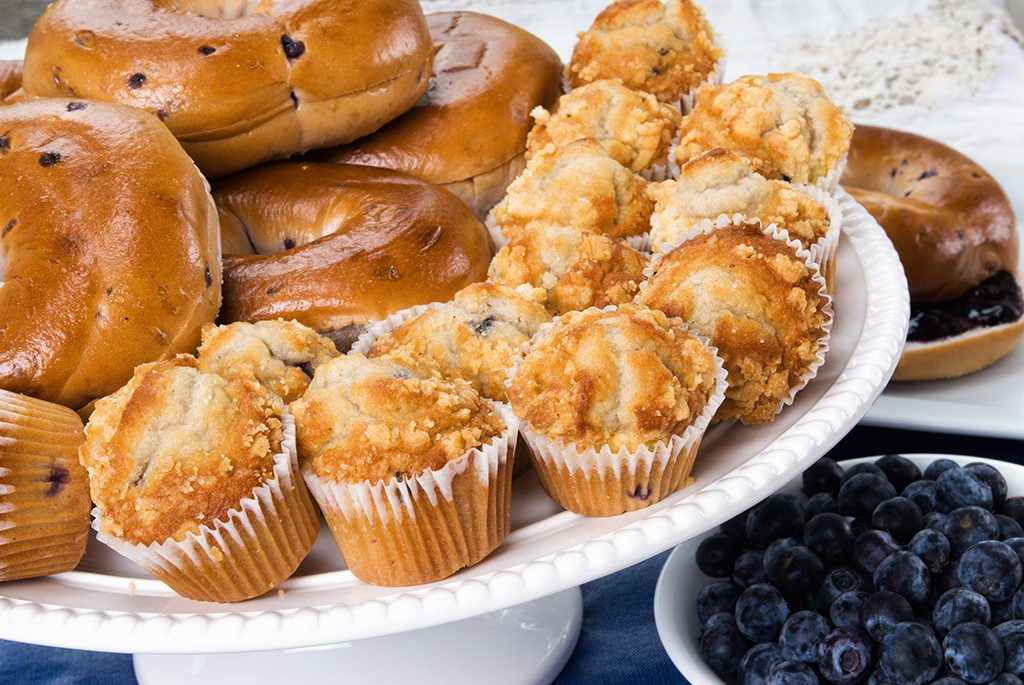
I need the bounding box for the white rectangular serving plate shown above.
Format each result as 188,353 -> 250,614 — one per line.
862,162 -> 1024,439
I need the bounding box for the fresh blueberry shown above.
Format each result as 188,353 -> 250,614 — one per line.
780,610 -> 831,663
830,591 -> 870,630
700,619 -> 751,675
807,492 -> 840,520
932,588 -> 991,636
876,454 -> 923,492
1007,537 -> 1024,568
957,540 -> 1023,602
1013,587 -> 1024,620
766,545 -> 825,599
877,622 -> 943,685
929,678 -> 968,685
736,583 -> 791,643
994,620 -> 1024,676
990,674 -> 1023,685
866,671 -> 898,685
768,659 -> 820,685
738,643 -> 784,685
943,507 -> 1000,556
965,462 -> 1007,509
746,494 -> 807,548
733,550 -> 768,588
703,611 -> 737,632
999,515 -> 1024,540
697,581 -> 741,624
910,529 -> 952,574
720,511 -> 749,541
817,627 -> 874,685
872,496 -> 925,543
942,622 -> 1004,683
805,513 -> 856,565
924,458 -> 960,481
804,457 -> 845,496
875,551 -> 931,607
842,462 -> 887,484
935,468 -> 993,513
903,479 -> 938,514
697,534 -> 743,578
818,567 -> 871,611
839,474 -> 898,521
764,537 -> 802,569
1002,497 -> 1024,526
855,529 -> 901,575
993,599 -> 1016,624
861,591 -> 913,641
925,511 -> 947,532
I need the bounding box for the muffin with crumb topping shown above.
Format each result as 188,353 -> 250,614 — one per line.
507,304 -> 723,516
80,355 -> 319,602
292,353 -> 517,586
197,319 -> 338,403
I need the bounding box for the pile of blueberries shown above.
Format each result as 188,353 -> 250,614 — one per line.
695,455 -> 1024,684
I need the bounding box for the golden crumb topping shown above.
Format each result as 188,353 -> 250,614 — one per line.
569,0 -> 722,103
79,356 -> 284,546
291,354 -> 504,485
649,148 -> 831,251
367,283 -> 551,401
197,319 -> 338,403
508,304 -> 718,451
527,80 -> 681,173
488,225 -> 649,315
639,225 -> 829,424
493,139 -> 654,241
675,73 -> 854,184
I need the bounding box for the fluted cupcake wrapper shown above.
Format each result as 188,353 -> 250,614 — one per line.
639,217 -> 834,422
818,152 -> 848,196
506,304 -> 728,517
303,403 -> 518,587
678,51 -> 727,114
0,390 -> 91,582
93,410 -> 319,603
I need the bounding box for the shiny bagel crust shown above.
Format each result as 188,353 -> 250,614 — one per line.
0,99 -> 221,409
22,0 -> 434,177
215,162 -> 491,335
308,11 -> 563,216
0,61 -> 22,104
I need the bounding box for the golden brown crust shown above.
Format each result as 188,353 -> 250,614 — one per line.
639,225 -> 828,423
650,148 -> 830,251
507,304 -> 718,451
0,100 -> 221,410
675,73 -> 854,184
569,0 -> 722,103
309,12 -> 562,194
214,162 -> 491,333
895,316 -> 1024,381
493,139 -> 654,241
0,61 -> 22,104
843,125 -> 1017,302
292,354 -> 504,485
527,79 -> 680,173
197,320 -> 338,403
79,356 -> 285,546
22,0 -> 434,177
488,225 -> 649,315
367,283 -> 550,401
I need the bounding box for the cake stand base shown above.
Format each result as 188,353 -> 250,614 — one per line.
133,586 -> 583,685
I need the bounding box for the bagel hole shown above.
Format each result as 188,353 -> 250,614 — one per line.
166,0 -> 267,19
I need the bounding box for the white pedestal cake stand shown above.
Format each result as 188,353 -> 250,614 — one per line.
0,192 -> 908,684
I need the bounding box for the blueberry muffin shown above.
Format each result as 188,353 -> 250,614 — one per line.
639,223 -> 831,424
569,0 -> 723,104
488,225 -> 649,315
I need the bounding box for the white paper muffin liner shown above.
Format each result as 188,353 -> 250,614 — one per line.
505,304 -> 728,517
817,152 -> 848,196
303,402 -> 518,586
679,50 -> 727,114
638,216 -> 834,422
92,409 -> 319,603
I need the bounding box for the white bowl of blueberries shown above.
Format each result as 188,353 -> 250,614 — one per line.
654,454 -> 1024,685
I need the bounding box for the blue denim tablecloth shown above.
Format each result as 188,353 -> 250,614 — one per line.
3,427 -> 1020,685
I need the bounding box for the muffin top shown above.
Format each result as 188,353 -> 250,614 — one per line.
80,356 -> 285,546
568,0 -> 722,103
649,148 -> 831,252
638,225 -> 829,424
507,304 -> 719,452
526,79 -> 681,173
493,139 -> 654,241
197,320 -> 338,403
674,73 -> 853,184
367,282 -> 551,401
488,225 -> 649,315
292,354 -> 504,485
